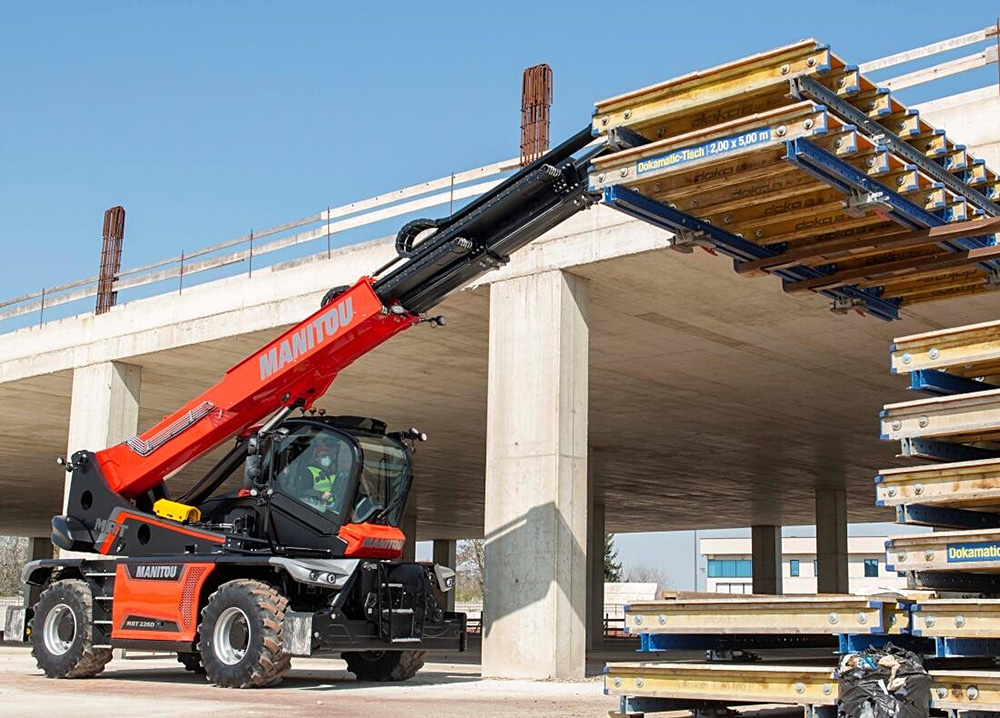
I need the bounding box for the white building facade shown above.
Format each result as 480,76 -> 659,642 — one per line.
701,536 -> 906,594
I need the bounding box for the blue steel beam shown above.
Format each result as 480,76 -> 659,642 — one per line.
909,369 -> 995,396
896,504 -> 1000,530
602,185 -> 900,321
640,632 -> 835,652
898,437 -> 1000,462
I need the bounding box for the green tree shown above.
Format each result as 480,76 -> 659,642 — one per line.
604,533 -> 622,582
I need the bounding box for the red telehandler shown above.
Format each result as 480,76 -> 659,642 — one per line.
21,128 -> 606,687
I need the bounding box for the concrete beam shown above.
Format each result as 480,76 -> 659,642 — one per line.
816,489 -> 849,594
432,539 -> 457,611
65,361 -> 141,510
751,525 -> 783,595
482,270 -> 589,680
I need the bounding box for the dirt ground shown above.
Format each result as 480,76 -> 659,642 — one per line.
0,645 -> 619,718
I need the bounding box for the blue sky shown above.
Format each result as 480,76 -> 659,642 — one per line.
1,2 -> 996,298
4,3 -> 998,582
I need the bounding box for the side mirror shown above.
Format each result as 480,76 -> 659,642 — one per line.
245,455 -> 266,488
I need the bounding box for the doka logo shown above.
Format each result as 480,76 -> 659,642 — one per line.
129,564 -> 181,580
259,297 -> 355,381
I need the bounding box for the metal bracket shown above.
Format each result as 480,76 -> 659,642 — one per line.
669,230 -> 712,253
830,296 -> 864,314
843,189 -> 892,218
608,126 -> 651,151
984,268 -> 1000,289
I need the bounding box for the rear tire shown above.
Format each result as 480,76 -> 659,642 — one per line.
343,650 -> 426,682
30,579 -> 112,679
196,579 -> 291,688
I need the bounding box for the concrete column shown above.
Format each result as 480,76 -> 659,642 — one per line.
433,539 -> 457,611
400,494 -> 417,563
587,499 -> 606,650
816,489 -> 849,594
483,270 -> 588,680
65,361 -> 141,511
751,525 -> 783,595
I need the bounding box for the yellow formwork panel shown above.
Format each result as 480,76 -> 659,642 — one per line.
605,662 -> 1000,712
592,41 -> 999,209
592,40 -> 835,137
624,595 -> 901,635
912,599 -> 1000,638
604,662 -> 838,706
891,315 -> 1000,376
887,528 -> 1000,573
881,388 -> 1000,444
877,457 -> 1000,511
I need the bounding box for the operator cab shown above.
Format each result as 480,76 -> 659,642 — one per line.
197,415 -> 419,556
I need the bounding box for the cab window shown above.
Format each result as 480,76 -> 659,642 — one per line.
272,425 -> 354,518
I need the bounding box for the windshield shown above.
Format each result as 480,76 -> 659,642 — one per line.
271,425 -> 355,520
352,435 -> 412,525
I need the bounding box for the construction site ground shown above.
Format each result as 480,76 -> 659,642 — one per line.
0,640 -> 620,718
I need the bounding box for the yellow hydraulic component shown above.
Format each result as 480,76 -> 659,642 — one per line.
153,499 -> 201,523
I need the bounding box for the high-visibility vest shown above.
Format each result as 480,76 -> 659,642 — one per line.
307,465 -> 337,493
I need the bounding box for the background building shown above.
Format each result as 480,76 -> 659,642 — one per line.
701,536 -> 906,595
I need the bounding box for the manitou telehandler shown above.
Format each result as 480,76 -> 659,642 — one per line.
20,128 -> 606,687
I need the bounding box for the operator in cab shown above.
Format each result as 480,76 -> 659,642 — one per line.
304,433 -> 340,506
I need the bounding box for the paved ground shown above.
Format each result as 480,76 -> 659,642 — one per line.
0,645 -> 618,718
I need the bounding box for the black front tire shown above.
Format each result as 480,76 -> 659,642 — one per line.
30,579 -> 112,679
343,650 -> 426,682
196,579 -> 291,688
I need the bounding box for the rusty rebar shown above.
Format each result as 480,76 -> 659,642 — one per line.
96,205 -> 125,314
520,64 -> 553,166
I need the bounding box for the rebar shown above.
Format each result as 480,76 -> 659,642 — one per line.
520,64 -> 553,167
96,205 -> 125,314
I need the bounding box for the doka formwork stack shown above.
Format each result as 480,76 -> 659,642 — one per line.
588,38 -> 1000,321
604,325 -> 1000,718
588,32 -> 1000,718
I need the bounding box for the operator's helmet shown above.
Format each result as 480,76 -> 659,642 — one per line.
310,432 -> 340,470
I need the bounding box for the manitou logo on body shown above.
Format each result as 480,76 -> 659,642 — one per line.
127,564 -> 182,580
259,297 -> 355,381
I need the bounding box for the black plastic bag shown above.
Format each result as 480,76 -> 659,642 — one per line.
838,643 -> 930,718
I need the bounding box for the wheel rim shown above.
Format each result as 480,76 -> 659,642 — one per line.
42,603 -> 77,656
213,607 -> 251,666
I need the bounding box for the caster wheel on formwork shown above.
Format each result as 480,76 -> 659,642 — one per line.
196,579 -> 291,688
30,579 -> 112,679
343,650 -> 427,682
